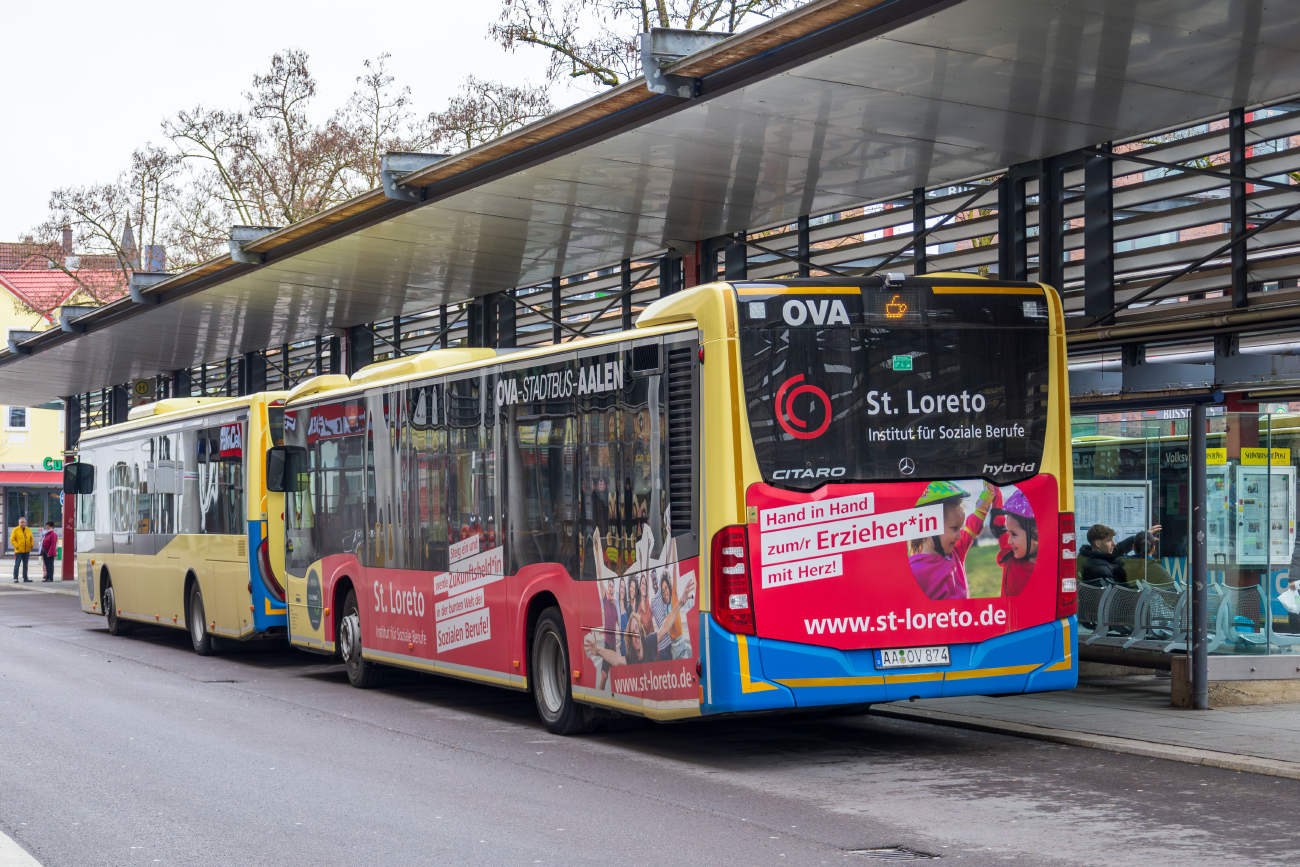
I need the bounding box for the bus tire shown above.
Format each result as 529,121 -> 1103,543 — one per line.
531,607 -> 591,736
103,580 -> 133,637
339,589 -> 384,689
188,583 -> 217,656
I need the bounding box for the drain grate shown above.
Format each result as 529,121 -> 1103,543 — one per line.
849,847 -> 940,861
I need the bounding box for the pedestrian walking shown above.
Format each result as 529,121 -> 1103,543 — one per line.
10,518 -> 34,583
40,522 -> 58,582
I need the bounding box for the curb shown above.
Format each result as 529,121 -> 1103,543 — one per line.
870,705 -> 1300,781
0,582 -> 78,597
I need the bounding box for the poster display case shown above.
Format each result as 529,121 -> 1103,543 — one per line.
1235,464 -> 1297,567
1207,465 -> 1232,567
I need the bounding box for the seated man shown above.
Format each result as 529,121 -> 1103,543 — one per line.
1118,531 -> 1173,588
1077,523 -> 1161,587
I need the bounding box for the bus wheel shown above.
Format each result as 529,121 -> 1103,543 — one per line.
531,607 -> 590,735
339,589 -> 383,689
103,582 -> 133,637
188,584 -> 216,656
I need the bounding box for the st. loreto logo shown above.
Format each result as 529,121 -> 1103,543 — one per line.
775,374 -> 831,439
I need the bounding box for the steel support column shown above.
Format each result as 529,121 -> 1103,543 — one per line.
660,255 -> 683,297
1190,401 -> 1209,710
328,335 -> 341,374
172,368 -> 192,398
63,395 -> 80,450
698,237 -> 727,285
551,279 -> 562,343
724,234 -> 748,280
1084,146 -> 1115,322
797,215 -> 811,278
621,260 -> 633,330
240,351 -> 267,396
347,325 -> 375,375
1039,156 -> 1065,290
498,292 -> 517,348
62,393 -> 80,580
998,171 -> 1028,282
912,188 -> 927,275
468,294 -> 498,348
109,385 -> 129,425
1229,106 -> 1249,308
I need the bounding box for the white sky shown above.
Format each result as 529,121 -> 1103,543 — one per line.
0,0 -> 580,240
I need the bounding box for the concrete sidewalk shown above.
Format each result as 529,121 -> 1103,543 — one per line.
875,672 -> 1300,780
0,576 -> 78,597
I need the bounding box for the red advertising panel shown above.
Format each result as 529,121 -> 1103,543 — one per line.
748,475 -> 1059,650
219,423 -> 244,458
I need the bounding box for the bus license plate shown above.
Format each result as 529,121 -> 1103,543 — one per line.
876,646 -> 951,669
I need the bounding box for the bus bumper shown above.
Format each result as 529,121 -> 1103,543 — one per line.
248,521 -> 288,633
702,616 -> 1077,714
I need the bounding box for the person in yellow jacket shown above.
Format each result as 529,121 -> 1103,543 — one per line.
11,517 -> 33,583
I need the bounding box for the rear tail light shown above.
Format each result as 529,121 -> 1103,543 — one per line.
1057,512 -> 1077,618
711,525 -> 755,635
257,537 -> 285,604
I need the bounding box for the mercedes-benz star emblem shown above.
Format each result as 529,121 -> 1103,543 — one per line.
899,457 -> 915,475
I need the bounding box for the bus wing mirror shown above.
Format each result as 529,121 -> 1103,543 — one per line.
64,462 -> 94,495
266,446 -> 306,493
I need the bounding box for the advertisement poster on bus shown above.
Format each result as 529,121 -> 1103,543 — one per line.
749,476 -> 1059,650
579,525 -> 699,705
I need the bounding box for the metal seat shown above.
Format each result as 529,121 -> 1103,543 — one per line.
1084,584 -> 1143,647
1077,583 -> 1107,634
1124,584 -> 1181,648
1209,585 -> 1300,652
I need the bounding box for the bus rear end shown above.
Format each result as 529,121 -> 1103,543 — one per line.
703,278 -> 1076,713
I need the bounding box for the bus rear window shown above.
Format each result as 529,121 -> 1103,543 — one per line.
739,285 -> 1050,489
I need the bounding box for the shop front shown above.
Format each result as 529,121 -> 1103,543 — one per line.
1,464 -> 65,556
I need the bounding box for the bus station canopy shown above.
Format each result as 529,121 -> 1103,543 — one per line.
2,0 -> 1298,407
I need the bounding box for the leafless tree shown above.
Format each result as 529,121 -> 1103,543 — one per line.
491,0 -> 804,88
25,50 -> 557,303
427,77 -> 554,152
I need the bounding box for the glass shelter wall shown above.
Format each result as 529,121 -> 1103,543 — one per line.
1071,411 -> 1300,657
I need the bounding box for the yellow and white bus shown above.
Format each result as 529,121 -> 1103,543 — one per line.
265,276 -> 1077,733
71,393 -> 289,653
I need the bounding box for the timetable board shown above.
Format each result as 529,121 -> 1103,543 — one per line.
1074,480 -> 1151,544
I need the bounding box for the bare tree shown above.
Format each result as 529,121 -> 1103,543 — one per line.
164,49 -> 360,227
427,77 -> 554,152
491,0 -> 804,88
24,50 -> 558,301
337,54 -> 436,188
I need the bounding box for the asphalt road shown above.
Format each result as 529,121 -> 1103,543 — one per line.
2,589 -> 1298,867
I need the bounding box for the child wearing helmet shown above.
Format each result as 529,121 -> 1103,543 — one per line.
908,480 -> 996,600
993,489 -> 1037,596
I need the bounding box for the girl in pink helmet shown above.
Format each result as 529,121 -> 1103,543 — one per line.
908,480 -> 996,600
993,489 -> 1038,596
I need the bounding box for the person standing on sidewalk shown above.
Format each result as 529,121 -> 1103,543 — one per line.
39,522 -> 58,582
10,518 -> 34,583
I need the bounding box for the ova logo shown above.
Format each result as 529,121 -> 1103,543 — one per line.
782,298 -> 850,326
775,375 -> 831,439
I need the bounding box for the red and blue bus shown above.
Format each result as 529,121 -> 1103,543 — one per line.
266,276 -> 1076,733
